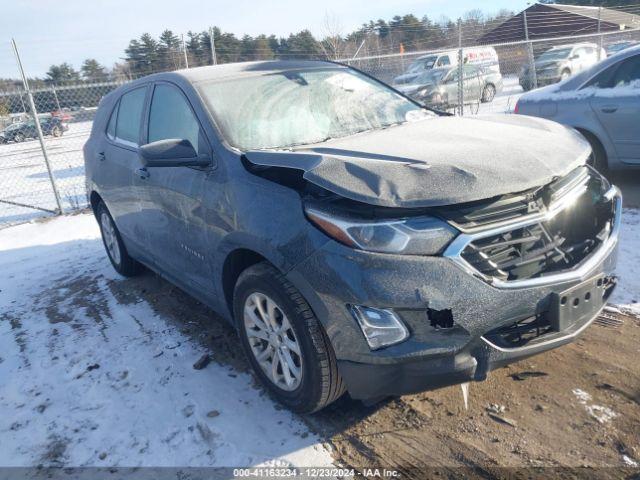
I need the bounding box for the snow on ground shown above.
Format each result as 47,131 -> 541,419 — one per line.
0,121 -> 90,227
612,208 -> 640,313
0,214 -> 334,467
0,200 -> 638,467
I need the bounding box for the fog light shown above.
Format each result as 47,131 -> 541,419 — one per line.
350,305 -> 409,350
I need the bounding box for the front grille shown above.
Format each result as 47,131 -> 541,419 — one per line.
455,167 -> 615,282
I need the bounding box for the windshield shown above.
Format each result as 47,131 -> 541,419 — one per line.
413,68 -> 448,85
198,68 -> 431,150
406,56 -> 438,74
538,48 -> 572,62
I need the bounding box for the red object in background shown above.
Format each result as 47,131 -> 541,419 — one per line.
514,101 -> 520,114
52,110 -> 73,122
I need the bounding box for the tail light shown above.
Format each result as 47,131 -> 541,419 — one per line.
514,100 -> 520,114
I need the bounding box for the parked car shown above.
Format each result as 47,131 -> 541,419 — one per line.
605,40 -> 639,56
85,61 -> 620,413
516,45 -> 640,171
394,47 -> 499,85
52,108 -> 74,122
0,116 -> 68,143
397,64 -> 503,108
520,43 -> 607,91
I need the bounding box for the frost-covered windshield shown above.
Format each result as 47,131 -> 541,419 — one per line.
407,56 -> 437,73
198,68 -> 430,150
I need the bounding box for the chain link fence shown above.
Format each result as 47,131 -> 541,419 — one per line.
1,14 -> 640,228
341,28 -> 640,116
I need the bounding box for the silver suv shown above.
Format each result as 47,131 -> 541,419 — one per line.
521,43 -> 607,91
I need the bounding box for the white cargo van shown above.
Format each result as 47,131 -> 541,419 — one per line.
393,47 -> 500,85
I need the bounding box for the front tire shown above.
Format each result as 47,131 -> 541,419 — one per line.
52,126 -> 62,137
234,262 -> 345,413
561,69 -> 571,81
96,201 -> 142,277
13,132 -> 25,143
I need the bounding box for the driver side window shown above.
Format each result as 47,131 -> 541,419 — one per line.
148,84 -> 203,153
437,56 -> 451,67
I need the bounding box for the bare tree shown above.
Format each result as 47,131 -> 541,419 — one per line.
319,12 -> 348,60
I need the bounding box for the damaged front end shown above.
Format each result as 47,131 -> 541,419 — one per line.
263,159 -> 621,400
240,131 -> 620,400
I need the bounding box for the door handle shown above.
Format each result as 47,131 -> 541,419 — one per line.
135,167 -> 150,179
97,152 -> 105,162
600,106 -> 618,114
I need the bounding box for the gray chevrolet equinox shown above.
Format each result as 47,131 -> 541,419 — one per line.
84,61 -> 621,413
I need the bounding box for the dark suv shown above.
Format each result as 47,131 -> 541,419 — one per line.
0,116 -> 67,143
84,61 -> 620,413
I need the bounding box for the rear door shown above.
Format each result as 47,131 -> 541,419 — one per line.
463,65 -> 482,102
589,54 -> 640,164
138,81 -> 213,289
100,85 -> 150,246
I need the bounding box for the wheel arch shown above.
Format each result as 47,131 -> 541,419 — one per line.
221,248 -> 270,323
89,190 -> 104,218
574,127 -> 608,169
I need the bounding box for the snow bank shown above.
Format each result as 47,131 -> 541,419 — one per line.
0,214 -> 333,467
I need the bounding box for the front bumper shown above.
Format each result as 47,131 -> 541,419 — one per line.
287,188 -> 621,400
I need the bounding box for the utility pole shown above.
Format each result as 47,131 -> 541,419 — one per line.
181,34 -> 189,69
11,38 -> 63,214
597,6 -> 603,61
457,18 -> 464,116
524,9 -> 537,90
209,27 -> 217,65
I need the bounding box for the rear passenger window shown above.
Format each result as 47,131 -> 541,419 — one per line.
148,84 -> 202,153
115,87 -> 146,145
106,102 -> 118,139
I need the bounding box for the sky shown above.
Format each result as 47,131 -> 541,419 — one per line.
0,0 -> 530,78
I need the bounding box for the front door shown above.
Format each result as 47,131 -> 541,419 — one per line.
137,82 -> 213,289
590,53 -> 640,164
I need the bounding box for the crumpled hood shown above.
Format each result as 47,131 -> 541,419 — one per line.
244,114 -> 591,208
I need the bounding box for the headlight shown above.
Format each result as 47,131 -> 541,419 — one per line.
305,207 -> 457,255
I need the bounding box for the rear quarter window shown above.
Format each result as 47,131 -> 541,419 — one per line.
115,87 -> 146,145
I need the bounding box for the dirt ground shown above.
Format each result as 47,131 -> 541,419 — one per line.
98,269 -> 640,478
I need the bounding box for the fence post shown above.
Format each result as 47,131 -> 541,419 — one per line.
523,10 -> 537,90
457,19 -> 464,116
11,38 -> 63,215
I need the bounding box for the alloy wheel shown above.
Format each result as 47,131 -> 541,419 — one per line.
243,292 -> 303,391
100,211 -> 121,266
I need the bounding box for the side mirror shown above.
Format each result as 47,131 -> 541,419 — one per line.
139,138 -> 210,167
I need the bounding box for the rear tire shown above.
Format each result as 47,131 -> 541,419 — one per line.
52,126 -> 62,137
234,262 -> 345,413
96,201 -> 142,277
481,84 -> 496,103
